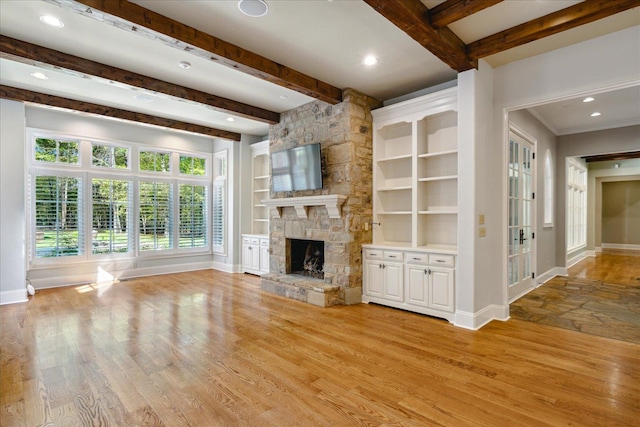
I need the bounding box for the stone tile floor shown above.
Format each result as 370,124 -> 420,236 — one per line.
511,252 -> 640,344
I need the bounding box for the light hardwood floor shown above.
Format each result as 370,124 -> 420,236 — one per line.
2,269 -> 639,426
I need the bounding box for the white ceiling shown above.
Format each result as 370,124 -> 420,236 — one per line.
0,0 -> 639,138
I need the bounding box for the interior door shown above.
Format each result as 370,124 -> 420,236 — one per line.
508,130 -> 535,301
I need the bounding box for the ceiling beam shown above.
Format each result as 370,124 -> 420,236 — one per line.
363,0 -> 475,72
68,0 -> 343,104
0,85 -> 241,141
0,35 -> 279,125
583,151 -> 640,163
429,0 -> 504,29
467,0 -> 640,60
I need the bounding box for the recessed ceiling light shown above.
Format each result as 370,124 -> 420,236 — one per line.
40,15 -> 64,28
583,97 -> 595,103
227,117 -> 235,122
238,0 -> 268,17
590,112 -> 601,117
30,72 -> 49,80
178,61 -> 191,69
363,55 -> 378,66
279,95 -> 288,100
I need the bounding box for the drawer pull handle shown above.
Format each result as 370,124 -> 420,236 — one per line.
412,257 -> 421,261
436,259 -> 445,263
388,255 -> 396,258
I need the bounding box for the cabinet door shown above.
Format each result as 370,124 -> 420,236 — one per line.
250,245 -> 260,271
364,259 -> 383,297
429,267 -> 454,312
383,262 -> 403,302
242,243 -> 253,270
260,244 -> 270,274
406,265 -> 428,307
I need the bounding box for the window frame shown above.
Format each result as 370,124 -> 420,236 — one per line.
566,157 -> 587,252
27,129 -> 214,268
543,149 -> 554,228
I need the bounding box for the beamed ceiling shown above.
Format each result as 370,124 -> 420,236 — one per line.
0,0 -> 639,140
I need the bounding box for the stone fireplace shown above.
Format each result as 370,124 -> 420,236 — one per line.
261,89 -> 381,307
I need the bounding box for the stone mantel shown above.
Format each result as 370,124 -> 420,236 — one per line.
262,195 -> 347,219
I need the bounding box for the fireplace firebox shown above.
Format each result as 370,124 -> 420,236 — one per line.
287,238 -> 324,279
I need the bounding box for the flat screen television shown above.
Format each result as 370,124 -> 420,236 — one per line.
271,143 -> 323,192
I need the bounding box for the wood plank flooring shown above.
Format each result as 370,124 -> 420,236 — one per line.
2,269 -> 639,426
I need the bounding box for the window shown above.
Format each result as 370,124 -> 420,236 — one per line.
35,137 -> 79,164
92,144 -> 129,169
180,155 -> 206,176
33,175 -> 83,258
567,158 -> 587,251
92,179 -> 132,254
139,181 -> 173,252
140,150 -> 171,173
212,151 -> 227,253
28,131 -> 213,267
179,184 -> 207,248
543,149 -> 554,227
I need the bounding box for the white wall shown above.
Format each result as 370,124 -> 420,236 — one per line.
473,26 -> 640,320
0,99 -> 27,304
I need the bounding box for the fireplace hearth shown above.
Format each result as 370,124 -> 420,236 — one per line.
288,238 -> 324,279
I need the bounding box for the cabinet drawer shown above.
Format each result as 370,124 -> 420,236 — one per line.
364,249 -> 383,260
405,252 -> 428,265
428,254 -> 454,267
260,239 -> 269,247
250,238 -> 260,245
384,251 -> 403,262
242,236 -> 252,244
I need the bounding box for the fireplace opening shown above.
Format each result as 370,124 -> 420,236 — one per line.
287,238 -> 324,279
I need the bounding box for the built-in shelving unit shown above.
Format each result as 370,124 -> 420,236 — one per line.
363,87 -> 459,322
250,140 -> 270,236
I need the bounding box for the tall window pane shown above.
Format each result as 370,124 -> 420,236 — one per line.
212,151 -> 227,253
92,179 -> 131,254
567,158 -> 587,250
139,182 -> 173,251
179,184 -> 207,248
34,175 -> 82,258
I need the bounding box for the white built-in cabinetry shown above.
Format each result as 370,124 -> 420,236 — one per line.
363,87 -> 458,322
242,140 -> 270,275
242,234 -> 270,275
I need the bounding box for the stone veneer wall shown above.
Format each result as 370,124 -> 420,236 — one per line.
262,89 -> 381,306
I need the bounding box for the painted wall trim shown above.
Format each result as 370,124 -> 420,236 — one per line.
601,243 -> 640,250
29,262 -> 216,289
0,289 -> 28,305
454,304 -> 509,330
536,267 -> 566,287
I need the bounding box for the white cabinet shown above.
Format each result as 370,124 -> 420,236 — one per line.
363,245 -> 455,322
363,249 -> 404,302
242,234 -> 269,275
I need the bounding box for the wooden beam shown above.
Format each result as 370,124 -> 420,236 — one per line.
70,0 -> 343,104
429,0 -> 504,29
467,0 -> 640,60
363,0 -> 475,72
0,35 -> 279,125
0,85 -> 241,141
583,151 -> 640,163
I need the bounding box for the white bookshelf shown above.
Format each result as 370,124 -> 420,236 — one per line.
250,140 -> 270,236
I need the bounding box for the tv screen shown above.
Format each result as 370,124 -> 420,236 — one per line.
271,144 -> 322,192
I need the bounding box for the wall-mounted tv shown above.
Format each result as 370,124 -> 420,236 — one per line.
271,143 -> 323,192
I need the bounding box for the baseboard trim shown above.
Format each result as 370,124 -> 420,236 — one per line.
29,261 -> 215,290
567,252 -> 588,269
454,304 -> 509,330
601,243 -> 640,251
0,289 -> 28,305
212,261 -> 242,274
595,246 -> 603,253
536,267 -> 566,286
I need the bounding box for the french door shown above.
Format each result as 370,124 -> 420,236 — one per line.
508,130 -> 535,301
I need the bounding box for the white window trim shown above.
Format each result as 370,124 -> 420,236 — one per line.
566,157 -> 587,252
26,129 -> 214,268
543,149 -> 554,228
